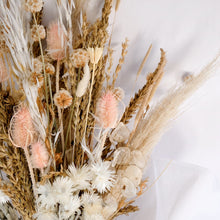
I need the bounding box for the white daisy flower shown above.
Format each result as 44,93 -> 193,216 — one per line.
0,190 -> 10,203
59,195 -> 81,219
91,161 -> 115,193
66,163 -> 92,191
53,176 -> 74,204
36,182 -> 57,209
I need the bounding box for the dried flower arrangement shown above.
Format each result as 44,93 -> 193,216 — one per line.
0,0 -> 219,219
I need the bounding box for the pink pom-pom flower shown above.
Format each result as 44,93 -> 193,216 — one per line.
9,106 -> 35,148
31,141 -> 49,169
96,90 -> 118,129
46,22 -> 66,61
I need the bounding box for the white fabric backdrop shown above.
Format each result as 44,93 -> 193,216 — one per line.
44,0 -> 220,219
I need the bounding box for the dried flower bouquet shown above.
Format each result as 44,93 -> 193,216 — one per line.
0,0 -> 219,219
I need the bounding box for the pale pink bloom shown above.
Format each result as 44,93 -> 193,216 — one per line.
0,55 -> 8,82
96,90 -> 118,129
31,141 -> 49,169
46,22 -> 66,61
9,106 -> 35,148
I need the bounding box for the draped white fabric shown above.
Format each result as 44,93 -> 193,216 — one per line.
44,0 -> 220,219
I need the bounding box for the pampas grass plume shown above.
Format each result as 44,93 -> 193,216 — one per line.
31,141 -> 49,169
47,22 -> 66,61
0,54 -> 8,82
9,106 -> 35,148
96,90 -> 118,128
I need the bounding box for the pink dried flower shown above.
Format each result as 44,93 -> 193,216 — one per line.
0,55 -> 8,82
46,22 -> 66,61
31,141 -> 49,169
96,90 -> 118,129
9,106 -> 35,148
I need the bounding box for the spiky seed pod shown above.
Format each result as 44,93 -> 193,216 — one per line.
70,49 -> 90,68
31,141 -> 49,169
0,54 -> 8,82
9,106 -> 35,148
25,0 -> 43,13
54,89 -> 73,109
31,25 -> 46,42
45,63 -> 55,75
96,90 -> 118,129
47,22 -> 66,61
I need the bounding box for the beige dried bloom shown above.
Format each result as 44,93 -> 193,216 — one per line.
119,177 -> 137,198
112,147 -> 130,167
110,122 -> 130,143
102,194 -> 118,219
88,47 -> 103,64
30,72 -> 44,87
31,25 -> 46,42
130,150 -> 145,169
45,63 -> 55,75
124,165 -> 142,186
70,49 -> 90,68
54,89 -> 73,109
33,58 -> 43,74
25,0 -> 43,13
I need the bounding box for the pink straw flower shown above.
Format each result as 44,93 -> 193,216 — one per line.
46,22 -> 66,60
96,90 -> 118,129
0,55 -> 8,82
9,106 -> 35,148
31,141 -> 49,169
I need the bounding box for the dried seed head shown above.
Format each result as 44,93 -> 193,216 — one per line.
45,63 -> 55,75
54,89 -> 72,109
96,90 -> 118,129
88,47 -> 103,64
0,55 -> 8,82
25,0 -> 43,13
9,106 -> 35,148
112,147 -> 131,167
33,58 -> 43,74
124,165 -> 142,186
47,22 -> 66,60
113,87 -> 125,101
110,122 -> 130,143
31,25 -> 46,42
31,141 -> 49,169
130,150 -> 145,169
70,49 -> 90,68
119,177 -> 137,198
30,72 -> 44,87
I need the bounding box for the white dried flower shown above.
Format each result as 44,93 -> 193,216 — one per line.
25,0 -> 43,13
66,163 -> 92,191
91,161 -> 115,193
31,25 -> 46,42
52,176 -> 74,204
124,165 -> 142,186
110,122 -> 130,143
130,150 -> 146,169
34,211 -> 58,220
0,190 -> 10,203
59,196 -> 81,219
36,182 -> 57,209
76,63 -> 90,97
102,194 -> 118,219
70,49 -> 90,68
112,147 -> 130,167
88,47 -> 103,64
120,177 -> 137,198
81,193 -> 103,219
